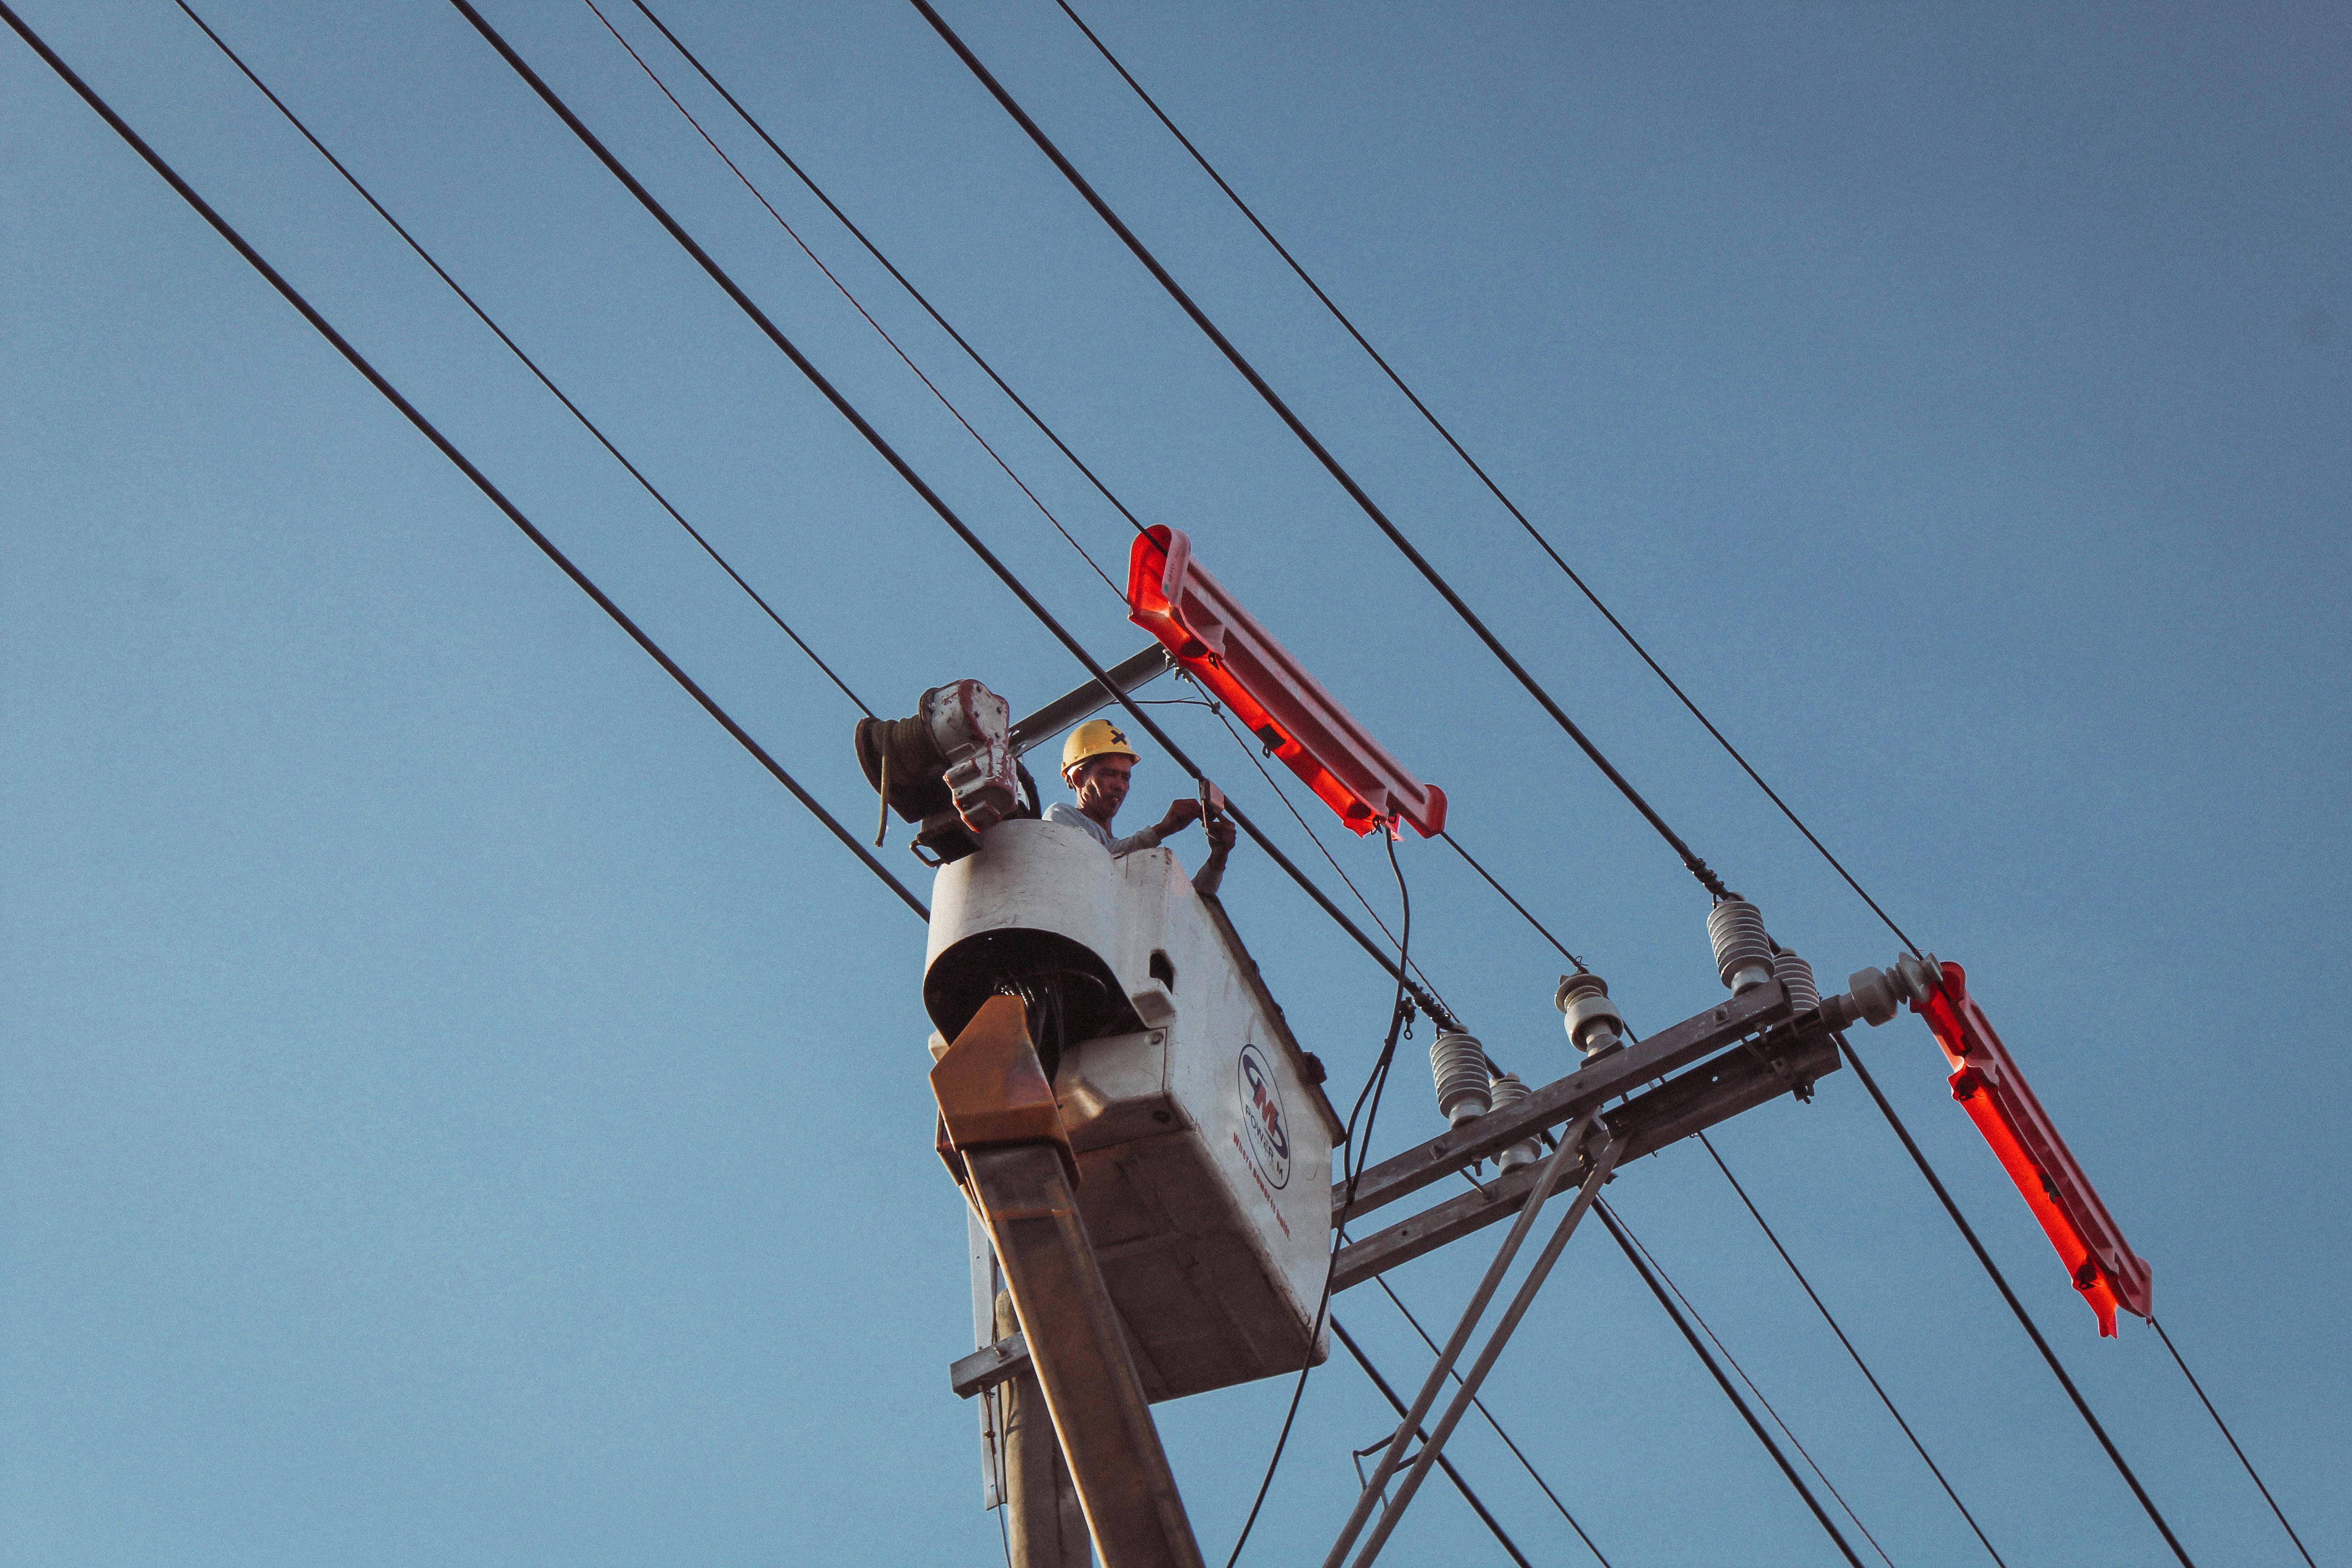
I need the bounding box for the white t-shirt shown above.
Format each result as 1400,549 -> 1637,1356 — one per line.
1043,802 -> 1162,858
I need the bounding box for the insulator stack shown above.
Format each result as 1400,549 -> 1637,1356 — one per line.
1707,899 -> 1774,995
1555,971 -> 1625,1060
1429,1030 -> 1492,1128
1488,1073 -> 1540,1172
1773,950 -> 1820,1014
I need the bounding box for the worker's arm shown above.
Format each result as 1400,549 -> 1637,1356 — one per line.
1191,812 -> 1238,897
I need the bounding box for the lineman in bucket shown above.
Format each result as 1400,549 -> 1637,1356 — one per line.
1045,719 -> 1238,893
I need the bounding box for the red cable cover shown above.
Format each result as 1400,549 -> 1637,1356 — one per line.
1127,527 -> 1446,838
1916,962 -> 2152,1336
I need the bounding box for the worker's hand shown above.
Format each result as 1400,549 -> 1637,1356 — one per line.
1203,813 -> 1237,853
1155,798 -> 1205,837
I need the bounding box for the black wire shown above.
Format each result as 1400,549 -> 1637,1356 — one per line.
0,2 -> 931,932
1612,1209 -> 1898,1568
1596,1200 -> 1867,1568
2147,1318 -> 2316,1568
443,0 -> 1465,1034
1049,0 -> 1921,957
1698,1133 -> 2010,1567
1328,1318 -> 1533,1568
1834,1034 -> 2200,1568
906,0 -> 1735,905
1440,830 -> 1587,973
167,0 -> 876,721
579,0 -> 1125,603
1225,832 -> 1412,1567
1370,1276 -> 1613,1568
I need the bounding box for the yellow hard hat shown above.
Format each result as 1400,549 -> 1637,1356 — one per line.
1063,718 -> 1141,779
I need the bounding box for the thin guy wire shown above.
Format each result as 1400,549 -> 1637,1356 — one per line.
908,0 -> 1737,904
1329,1318 -> 1534,1568
2147,1318 -> 2317,1568
1371,1276 -> 1612,1568
0,3 -> 928,928
1052,0 -> 1919,957
1597,1199 -> 1867,1568
581,0 -> 1123,601
1613,1211 -> 1899,1568
1834,1033 -> 2200,1568
167,0 -> 877,718
1699,1132 -> 2011,1567
1227,834 -> 1414,1565
444,0 -> 1465,1032
622,0 -> 1598,1022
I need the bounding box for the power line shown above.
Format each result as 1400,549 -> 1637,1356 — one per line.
1611,1206 -> 1899,1568
905,0 -> 1738,906
1048,0 -> 1921,958
0,0 -> 928,930
1371,1276 -> 1612,1568
443,0 -> 1468,1034
578,0 -> 1123,602
1596,1200 -> 1868,1568
1834,1034 -> 2200,1568
2147,1318 -> 2316,1568
167,0 -> 876,721
1329,1318 -> 1533,1568
1698,1133 -> 2010,1566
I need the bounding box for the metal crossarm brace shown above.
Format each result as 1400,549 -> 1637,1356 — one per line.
1338,980 -> 1791,1225
1333,1028 -> 1840,1292
1319,1112 -> 1607,1568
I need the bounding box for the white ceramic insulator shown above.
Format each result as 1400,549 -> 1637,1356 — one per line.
1708,899 -> 1774,994
1774,951 -> 1820,1014
1489,1072 -> 1541,1172
1429,1030 -> 1491,1128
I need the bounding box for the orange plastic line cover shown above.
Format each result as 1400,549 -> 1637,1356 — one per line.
1916,962 -> 2152,1336
1127,527 -> 1446,838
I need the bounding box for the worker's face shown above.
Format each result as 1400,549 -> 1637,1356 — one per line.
1072,755 -> 1134,820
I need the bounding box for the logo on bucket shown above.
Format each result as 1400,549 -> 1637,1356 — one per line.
1237,1043 -> 1291,1190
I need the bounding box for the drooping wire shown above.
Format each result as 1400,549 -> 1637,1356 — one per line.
1227,831 -> 1415,1566
1049,0 -> 1920,957
1328,1318 -> 1533,1568
0,3 -> 929,925
906,0 -> 1736,905
2147,1318 -> 2317,1568
1834,1034 -> 2200,1568
1699,1132 -> 2011,1566
579,0 -> 1124,601
164,0 -> 879,719
1370,1276 -> 1612,1568
445,0 -> 1467,1033
1596,1200 -> 1867,1568
1611,1209 -> 1900,1568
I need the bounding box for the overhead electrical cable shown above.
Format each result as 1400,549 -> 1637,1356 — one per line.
2147,1318 -> 2316,1568
1699,1132 -> 2011,1566
1612,1210 -> 1899,1568
440,0 -> 1467,1033
1596,1200 -> 1869,1568
167,0 -> 875,720
0,3 -> 930,933
1048,0 -> 1921,957
1834,1035 -> 2200,1568
1371,1277 -> 1612,1568
578,0 -> 1123,601
1329,1318 -> 1534,1568
905,0 -> 1737,905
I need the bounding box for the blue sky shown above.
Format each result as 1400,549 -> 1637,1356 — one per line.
4,2 -> 2346,1563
